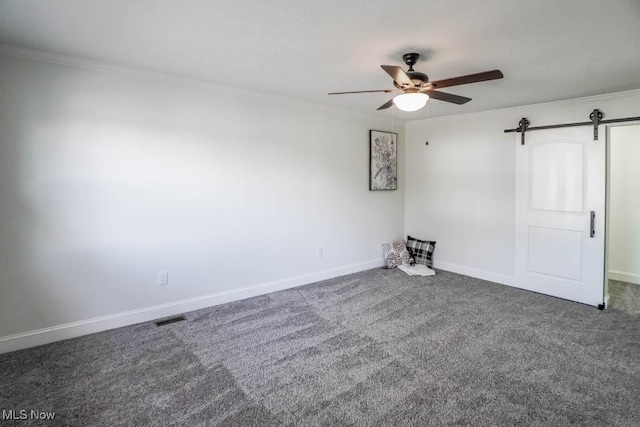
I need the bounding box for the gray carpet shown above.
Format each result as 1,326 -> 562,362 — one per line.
609,279 -> 640,316
1,268 -> 640,426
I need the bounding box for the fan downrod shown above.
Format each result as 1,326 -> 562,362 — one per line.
402,53 -> 420,72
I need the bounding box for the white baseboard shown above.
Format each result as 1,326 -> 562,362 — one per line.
0,259 -> 385,354
608,270 -> 640,286
433,260 -> 514,287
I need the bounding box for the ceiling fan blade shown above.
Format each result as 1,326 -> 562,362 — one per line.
328,89 -> 396,95
377,98 -> 395,110
427,90 -> 472,105
381,65 -> 415,87
430,69 -> 504,89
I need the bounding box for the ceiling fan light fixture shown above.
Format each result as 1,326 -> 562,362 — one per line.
393,93 -> 429,112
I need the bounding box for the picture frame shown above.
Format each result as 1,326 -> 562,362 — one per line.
369,130 -> 398,190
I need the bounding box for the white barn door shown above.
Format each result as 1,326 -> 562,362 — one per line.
515,127 -> 605,306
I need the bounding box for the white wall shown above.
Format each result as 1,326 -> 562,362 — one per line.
0,54 -> 405,348
405,90 -> 640,284
608,125 -> 640,285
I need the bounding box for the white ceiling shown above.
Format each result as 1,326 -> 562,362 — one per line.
1,0 -> 639,120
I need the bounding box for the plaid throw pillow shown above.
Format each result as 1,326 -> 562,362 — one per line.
405,236 -> 436,268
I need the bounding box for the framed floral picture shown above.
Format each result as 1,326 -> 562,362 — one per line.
369,130 -> 398,190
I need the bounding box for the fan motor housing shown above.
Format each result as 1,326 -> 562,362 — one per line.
393,71 -> 429,89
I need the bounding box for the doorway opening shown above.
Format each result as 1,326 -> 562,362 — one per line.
606,123 -> 640,314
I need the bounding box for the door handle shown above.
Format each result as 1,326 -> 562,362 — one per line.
590,211 -> 596,238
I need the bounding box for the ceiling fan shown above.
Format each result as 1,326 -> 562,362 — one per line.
328,53 -> 504,112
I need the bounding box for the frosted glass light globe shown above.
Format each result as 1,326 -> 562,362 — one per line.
393,93 -> 429,112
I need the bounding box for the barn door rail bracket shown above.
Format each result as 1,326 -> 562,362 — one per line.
504,109 -> 640,144
516,118 -> 529,145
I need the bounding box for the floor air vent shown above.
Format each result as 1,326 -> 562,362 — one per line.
154,315 -> 186,327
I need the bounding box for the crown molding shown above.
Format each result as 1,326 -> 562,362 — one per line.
3,42 -> 639,126
0,43 -> 406,125
406,87 -> 640,125
0,42 -> 183,83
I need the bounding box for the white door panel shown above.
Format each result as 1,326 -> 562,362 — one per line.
528,227 -> 583,280
530,141 -> 584,212
515,127 -> 605,306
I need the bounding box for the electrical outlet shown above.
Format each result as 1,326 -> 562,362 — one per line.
158,271 -> 168,286
317,248 -> 323,258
